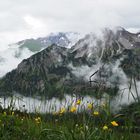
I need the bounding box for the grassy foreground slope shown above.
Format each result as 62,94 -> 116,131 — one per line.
0,98 -> 140,140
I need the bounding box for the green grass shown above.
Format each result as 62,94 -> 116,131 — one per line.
0,98 -> 140,140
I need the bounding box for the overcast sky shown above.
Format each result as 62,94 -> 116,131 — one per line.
0,0 -> 140,50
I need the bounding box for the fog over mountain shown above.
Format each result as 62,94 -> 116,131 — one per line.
0,0 -> 140,51
0,32 -> 83,77
0,27 -> 140,110
0,0 -> 140,112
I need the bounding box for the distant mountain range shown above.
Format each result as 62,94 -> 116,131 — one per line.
16,32 -> 83,52
0,27 -> 140,98
0,32 -> 83,77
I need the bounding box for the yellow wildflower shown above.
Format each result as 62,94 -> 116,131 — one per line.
111,121 -> 119,127
87,103 -> 93,110
3,112 -> 7,116
103,125 -> 108,130
35,118 -> 38,121
35,120 -> 40,124
93,111 -> 99,116
59,107 -> 66,114
76,99 -> 81,105
35,117 -> 41,124
70,106 -> 77,113
37,117 -> 41,121
11,111 -> 14,116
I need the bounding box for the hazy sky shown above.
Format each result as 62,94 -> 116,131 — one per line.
0,0 -> 140,50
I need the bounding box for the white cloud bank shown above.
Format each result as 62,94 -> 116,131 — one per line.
0,47 -> 34,77
0,0 -> 140,50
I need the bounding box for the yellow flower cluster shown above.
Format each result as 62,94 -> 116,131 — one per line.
111,121 -> 118,127
103,125 -> 108,130
93,111 -> 99,116
87,103 -> 93,110
70,106 -> 77,113
11,111 -> 14,116
102,121 -> 119,131
76,99 -> 81,105
59,107 -> 66,115
35,117 -> 41,124
3,111 -> 15,116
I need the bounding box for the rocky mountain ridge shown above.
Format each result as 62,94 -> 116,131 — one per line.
0,32 -> 82,77
0,28 -> 140,98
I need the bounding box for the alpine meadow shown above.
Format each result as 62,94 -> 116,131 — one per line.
0,0 -> 140,139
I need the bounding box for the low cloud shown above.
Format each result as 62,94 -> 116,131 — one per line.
0,0 -> 140,50
0,47 -> 34,77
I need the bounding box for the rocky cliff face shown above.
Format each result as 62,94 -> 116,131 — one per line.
0,28 -> 140,98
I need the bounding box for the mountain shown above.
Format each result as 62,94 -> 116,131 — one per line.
0,28 -> 140,98
16,32 -> 82,52
0,32 -> 82,77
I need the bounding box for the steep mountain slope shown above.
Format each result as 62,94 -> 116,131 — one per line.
0,28 -> 140,98
0,32 -> 82,77
69,28 -> 140,80
0,45 -> 69,97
